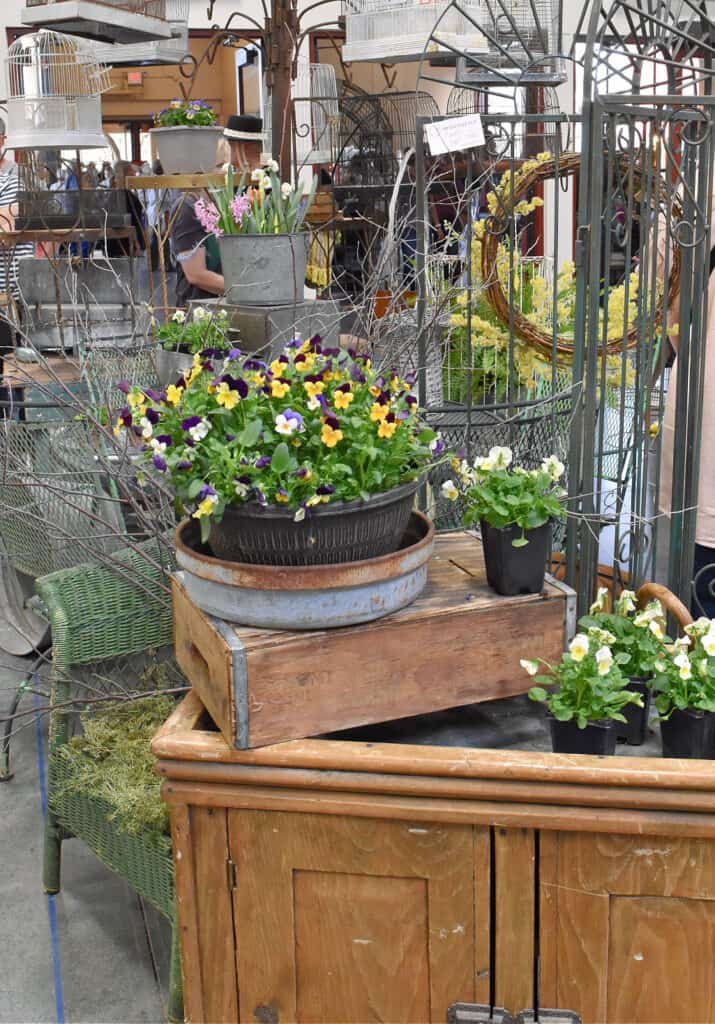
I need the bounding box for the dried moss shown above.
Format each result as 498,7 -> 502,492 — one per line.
55,694 -> 175,837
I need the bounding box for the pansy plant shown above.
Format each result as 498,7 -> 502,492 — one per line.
440,446 -> 566,546
117,336 -> 446,540
525,629 -> 642,729
153,100 -> 218,128
154,307 -> 231,355
652,617 -> 715,717
578,588 -> 669,679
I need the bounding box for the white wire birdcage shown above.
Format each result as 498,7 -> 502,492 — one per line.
342,0 -> 489,64
21,0 -> 172,46
5,30 -> 112,150
455,0 -> 566,85
293,63 -> 339,168
90,0 -> 189,65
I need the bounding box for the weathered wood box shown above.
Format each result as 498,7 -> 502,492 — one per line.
154,692 -> 715,1024
172,532 -> 575,749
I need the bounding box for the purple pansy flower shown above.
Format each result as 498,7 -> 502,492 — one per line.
286,337 -> 302,348
144,387 -> 164,402
156,434 -> 173,446
177,460 -> 192,470
145,408 -> 160,424
222,374 -> 248,397
153,455 -> 168,471
455,445 -> 467,460
198,484 -> 217,501
181,415 -> 201,431
323,412 -> 340,431
255,456 -> 271,469
294,467 -> 310,478
119,407 -> 132,427
227,348 -> 241,361
254,488 -> 267,507
116,380 -> 131,394
430,438 -> 446,455
405,395 -> 418,407
316,484 -> 335,496
396,410 -> 411,421
243,358 -> 267,371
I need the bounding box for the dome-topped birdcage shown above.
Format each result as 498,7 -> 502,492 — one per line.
455,0 -> 566,86
5,30 -> 112,150
342,0 -> 489,64
21,0 -> 173,46
91,0 -> 188,65
446,83 -> 569,158
293,63 -> 339,168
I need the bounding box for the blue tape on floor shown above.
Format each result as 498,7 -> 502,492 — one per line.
34,691 -> 66,1024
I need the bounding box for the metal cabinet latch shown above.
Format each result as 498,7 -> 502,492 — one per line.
448,1006 -> 515,1023
517,1012 -> 582,1023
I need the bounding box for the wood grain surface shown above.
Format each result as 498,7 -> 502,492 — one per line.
494,828 -> 535,1013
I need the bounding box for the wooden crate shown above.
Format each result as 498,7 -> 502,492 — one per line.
154,693 -> 715,1024
172,532 -> 574,749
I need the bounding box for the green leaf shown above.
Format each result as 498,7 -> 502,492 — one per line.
187,479 -> 204,499
271,442 -> 291,474
528,687 -> 548,702
511,536 -> 529,548
237,419 -> 263,447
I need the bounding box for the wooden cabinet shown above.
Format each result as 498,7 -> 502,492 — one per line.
154,694 -> 715,1024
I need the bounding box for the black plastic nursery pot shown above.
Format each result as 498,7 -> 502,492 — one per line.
617,677 -> 652,746
660,708 -> 715,759
549,716 -> 618,755
208,479 -> 421,566
480,520 -> 551,597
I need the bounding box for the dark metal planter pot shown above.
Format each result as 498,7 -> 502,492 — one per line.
660,708 -> 715,759
480,520 -> 551,596
617,676 -> 652,746
549,716 -> 618,755
208,479 -> 420,566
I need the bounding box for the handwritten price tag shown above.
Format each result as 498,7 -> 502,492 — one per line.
424,113 -> 485,156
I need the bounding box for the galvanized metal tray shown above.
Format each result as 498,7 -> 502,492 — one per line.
174,511 -> 434,629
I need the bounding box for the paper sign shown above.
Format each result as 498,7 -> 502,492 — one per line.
424,113 -> 485,156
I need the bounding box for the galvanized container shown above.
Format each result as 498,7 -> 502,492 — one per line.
174,510 -> 434,629
150,125 -> 223,174
219,233 -> 308,307
155,347 -> 194,387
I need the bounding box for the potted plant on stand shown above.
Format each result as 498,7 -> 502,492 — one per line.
119,336 -> 445,564
440,447 -> 566,595
579,588 -> 668,745
524,629 -> 644,754
150,100 -> 223,174
153,307 -> 232,388
654,618 -> 715,758
195,164 -> 317,307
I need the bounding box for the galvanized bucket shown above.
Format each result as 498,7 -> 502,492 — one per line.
219,233 -> 308,307
175,510 -> 435,629
150,126 -> 223,174
155,347 -> 194,388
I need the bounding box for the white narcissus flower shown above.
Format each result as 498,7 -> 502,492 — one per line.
261,176 -> 271,190
595,646 -> 613,676
569,634 -> 590,662
590,586 -> 609,614
280,181 -> 294,198
541,454 -> 565,481
488,445 -> 513,469
441,480 -> 459,502
520,659 -> 539,676
702,632 -> 715,657
250,168 -> 263,183
264,159 -> 279,173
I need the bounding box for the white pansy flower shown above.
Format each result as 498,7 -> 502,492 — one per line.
672,636 -> 690,652
251,168 -> 263,183
679,660 -> 693,681
293,506 -> 306,522
633,612 -> 649,629
488,445 -> 513,469
569,634 -> 590,662
171,309 -> 186,323
149,438 -> 167,455
685,616 -> 713,638
188,418 -> 210,442
306,395 -> 321,411
140,416 -> 153,439
702,632 -> 715,657
595,646 -> 613,676
654,659 -> 666,673
541,454 -> 565,481
264,159 -> 279,174
520,659 -> 539,676
234,481 -> 250,498
588,626 -> 616,645
674,652 -> 690,670
644,600 -> 663,620
615,589 -> 636,614
193,306 -> 208,321
473,455 -> 494,473
649,619 -> 665,640
275,413 -> 298,436
590,586 -> 610,614
280,181 -> 294,198
441,480 -> 459,502
698,658 -> 708,678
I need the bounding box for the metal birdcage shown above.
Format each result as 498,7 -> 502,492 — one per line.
342,0 -> 489,65
21,0 -> 173,46
5,30 -> 111,150
454,0 -> 567,86
293,62 -> 339,169
446,84 -> 568,158
90,0 -> 189,66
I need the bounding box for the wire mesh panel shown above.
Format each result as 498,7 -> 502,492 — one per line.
293,63 -> 339,169
5,30 -> 111,150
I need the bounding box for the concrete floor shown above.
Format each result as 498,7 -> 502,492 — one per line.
0,665 -> 171,1024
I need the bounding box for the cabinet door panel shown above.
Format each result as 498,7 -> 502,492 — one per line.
229,811 -> 478,1024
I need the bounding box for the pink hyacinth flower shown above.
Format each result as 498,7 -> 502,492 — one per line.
231,194 -> 251,226
195,198 -> 223,238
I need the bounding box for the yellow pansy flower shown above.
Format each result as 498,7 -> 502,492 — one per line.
369,385 -> 381,397
271,379 -> 290,399
127,391 -> 146,409
370,402 -> 388,422
304,380 -> 324,398
321,424 -> 343,448
192,496 -> 217,519
270,359 -> 285,376
377,420 -> 397,439
166,384 -> 184,405
216,383 -> 239,409
333,390 -> 354,410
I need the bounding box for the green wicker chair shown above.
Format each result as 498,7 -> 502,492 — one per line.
35,537 -> 183,1023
